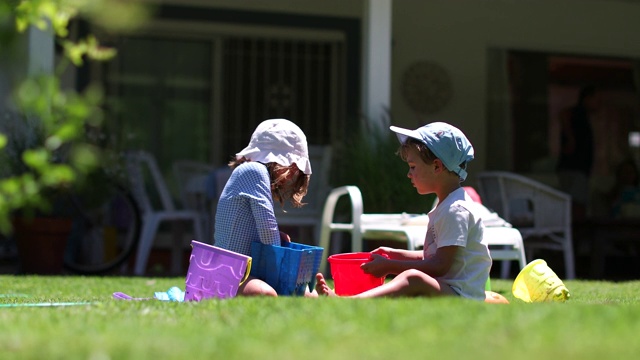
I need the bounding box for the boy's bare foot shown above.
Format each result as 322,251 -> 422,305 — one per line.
315,273 -> 337,297
485,290 -> 509,304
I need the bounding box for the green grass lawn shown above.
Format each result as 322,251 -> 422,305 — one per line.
1,275 -> 639,359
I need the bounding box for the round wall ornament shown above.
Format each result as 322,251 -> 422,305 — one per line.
401,61 -> 453,114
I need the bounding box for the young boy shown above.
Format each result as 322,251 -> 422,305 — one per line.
316,122 -> 505,302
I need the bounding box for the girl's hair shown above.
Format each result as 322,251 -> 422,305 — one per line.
229,157 -> 310,208
398,138 -> 467,175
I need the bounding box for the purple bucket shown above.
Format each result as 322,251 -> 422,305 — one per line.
184,241 -> 252,301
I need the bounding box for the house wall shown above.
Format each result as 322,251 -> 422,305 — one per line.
0,46 -> 19,112
146,0 -> 364,17
156,0 -> 640,178
0,28 -> 53,114
391,0 -> 640,177
9,0 -> 639,176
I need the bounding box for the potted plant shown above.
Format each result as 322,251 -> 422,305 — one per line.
0,95 -> 101,274
330,117 -> 435,215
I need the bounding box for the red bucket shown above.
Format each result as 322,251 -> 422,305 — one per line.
328,252 -> 386,296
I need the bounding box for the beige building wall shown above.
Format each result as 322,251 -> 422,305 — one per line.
391,0 -> 640,177
147,0 -> 364,17
10,0 -> 640,178
164,0 -> 640,177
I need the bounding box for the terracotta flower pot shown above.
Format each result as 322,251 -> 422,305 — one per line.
12,217 -> 73,275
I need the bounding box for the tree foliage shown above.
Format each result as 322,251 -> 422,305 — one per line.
0,0 -> 149,234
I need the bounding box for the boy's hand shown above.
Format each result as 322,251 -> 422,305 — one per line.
371,247 -> 395,259
361,254 -> 390,278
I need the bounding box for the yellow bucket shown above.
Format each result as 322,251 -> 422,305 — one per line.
512,259 -> 570,303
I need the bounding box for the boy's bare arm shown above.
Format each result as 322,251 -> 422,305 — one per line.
370,247 -> 423,261
363,246 -> 459,278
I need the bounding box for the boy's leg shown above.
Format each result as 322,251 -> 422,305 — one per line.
353,269 -> 456,298
315,270 -> 456,298
238,276 -> 278,297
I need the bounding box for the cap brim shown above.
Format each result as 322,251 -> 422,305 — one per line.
389,126 -> 423,144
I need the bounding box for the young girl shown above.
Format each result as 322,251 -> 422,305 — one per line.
315,122 -> 507,303
214,119 -> 311,296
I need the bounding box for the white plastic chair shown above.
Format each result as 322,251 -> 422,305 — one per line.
274,145 -> 332,244
204,165 -> 233,243
476,171 -> 575,279
125,151 -> 205,276
484,226 -> 527,278
172,160 -> 215,239
318,185 -> 527,277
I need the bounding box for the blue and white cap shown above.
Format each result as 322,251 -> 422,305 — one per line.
390,122 -> 474,181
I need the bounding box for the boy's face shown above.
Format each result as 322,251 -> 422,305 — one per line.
404,146 -> 436,195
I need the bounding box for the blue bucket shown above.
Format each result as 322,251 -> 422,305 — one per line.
250,241 -> 324,296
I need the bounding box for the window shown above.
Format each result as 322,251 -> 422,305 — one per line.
101,29 -> 346,192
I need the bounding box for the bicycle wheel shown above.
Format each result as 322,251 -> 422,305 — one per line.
64,182 -> 141,275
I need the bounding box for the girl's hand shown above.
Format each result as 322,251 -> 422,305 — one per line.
280,231 -> 291,246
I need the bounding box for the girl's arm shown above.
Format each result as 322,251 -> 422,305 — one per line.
243,164 -> 281,246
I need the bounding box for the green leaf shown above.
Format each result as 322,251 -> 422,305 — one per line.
20,173 -> 41,197
71,144 -> 99,172
62,40 -> 87,66
15,16 -> 29,32
64,97 -> 91,120
0,133 -> 6,149
50,7 -> 77,37
0,178 -> 21,194
22,149 -> 50,170
44,135 -> 62,151
86,35 -> 117,61
40,164 -> 75,186
51,123 -> 79,142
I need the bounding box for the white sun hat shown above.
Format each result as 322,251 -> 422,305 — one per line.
236,118 -> 312,175
390,121 -> 474,181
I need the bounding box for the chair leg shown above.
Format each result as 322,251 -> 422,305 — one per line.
564,242 -> 576,280
500,260 -> 512,279
134,217 -> 161,276
318,226 -> 331,275
170,217 -> 205,275
516,234 -> 527,276
350,230 -> 363,253
205,217 -> 213,243
517,244 -> 527,270
193,217 -> 205,244
312,224 -> 321,247
170,222 -> 185,276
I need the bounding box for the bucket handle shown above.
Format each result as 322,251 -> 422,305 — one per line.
239,258 -> 252,286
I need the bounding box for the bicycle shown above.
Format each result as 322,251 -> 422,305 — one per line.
63,171 -> 141,275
